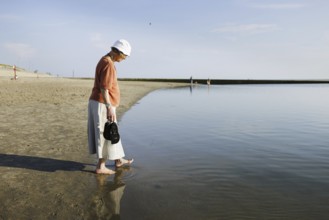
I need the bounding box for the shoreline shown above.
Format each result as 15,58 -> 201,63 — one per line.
0,77 -> 186,219
1,76 -> 327,218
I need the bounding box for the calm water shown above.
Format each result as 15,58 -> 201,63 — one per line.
105,84 -> 329,220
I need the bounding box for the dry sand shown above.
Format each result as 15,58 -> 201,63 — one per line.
0,72 -> 185,219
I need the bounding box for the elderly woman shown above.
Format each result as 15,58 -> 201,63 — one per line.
88,39 -> 133,174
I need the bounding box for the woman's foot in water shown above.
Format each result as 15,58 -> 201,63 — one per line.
96,158 -> 116,174
115,158 -> 134,168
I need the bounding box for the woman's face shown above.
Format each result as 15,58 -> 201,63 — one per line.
118,53 -> 127,62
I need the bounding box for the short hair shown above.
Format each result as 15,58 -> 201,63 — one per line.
111,47 -> 123,55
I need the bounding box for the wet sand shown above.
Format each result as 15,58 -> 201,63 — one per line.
0,74 -> 184,219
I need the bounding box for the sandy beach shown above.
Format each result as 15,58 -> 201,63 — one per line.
0,72 -> 184,219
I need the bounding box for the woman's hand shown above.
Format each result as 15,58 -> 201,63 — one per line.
107,107 -> 116,122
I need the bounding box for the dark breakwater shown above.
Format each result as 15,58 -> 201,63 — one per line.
119,78 -> 329,84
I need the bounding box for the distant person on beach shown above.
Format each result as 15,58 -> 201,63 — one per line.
13,65 -> 17,80
88,39 -> 134,175
207,78 -> 211,85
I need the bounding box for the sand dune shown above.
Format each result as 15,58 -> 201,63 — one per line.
0,67 -> 53,78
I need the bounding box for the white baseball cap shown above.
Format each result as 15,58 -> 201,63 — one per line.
112,39 -> 131,56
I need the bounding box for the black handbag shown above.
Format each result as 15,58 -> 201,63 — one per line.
103,122 -> 120,144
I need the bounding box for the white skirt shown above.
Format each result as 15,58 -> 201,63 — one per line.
88,99 -> 125,160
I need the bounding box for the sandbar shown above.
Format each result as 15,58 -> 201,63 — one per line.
0,72 -> 185,219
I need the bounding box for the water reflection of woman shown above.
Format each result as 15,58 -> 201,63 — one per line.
90,168 -> 128,219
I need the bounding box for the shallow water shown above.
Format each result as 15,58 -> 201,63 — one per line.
109,84 -> 329,219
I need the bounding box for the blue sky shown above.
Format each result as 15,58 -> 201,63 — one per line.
1,0 -> 329,79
